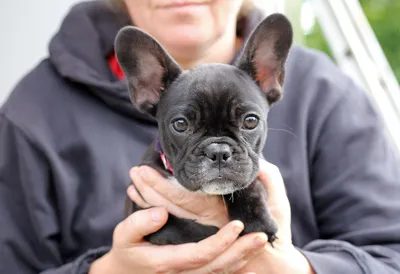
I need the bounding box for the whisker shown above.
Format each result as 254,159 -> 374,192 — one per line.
187,173 -> 197,180
268,127 -> 298,138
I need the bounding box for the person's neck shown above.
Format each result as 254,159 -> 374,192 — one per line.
170,28 -> 242,70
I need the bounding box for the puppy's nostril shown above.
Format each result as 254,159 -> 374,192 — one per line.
222,153 -> 230,161
205,152 -> 218,161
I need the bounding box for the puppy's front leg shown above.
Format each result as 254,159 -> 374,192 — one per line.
223,180 -> 278,245
126,199 -> 219,245
144,213 -> 219,245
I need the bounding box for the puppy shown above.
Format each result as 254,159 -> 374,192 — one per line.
115,13 -> 293,246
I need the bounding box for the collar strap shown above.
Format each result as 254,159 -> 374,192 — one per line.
155,137 -> 174,175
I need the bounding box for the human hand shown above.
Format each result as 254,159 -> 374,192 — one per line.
89,207 -> 269,274
126,158 -> 290,235
128,159 -> 315,273
127,166 -> 229,228
237,159 -> 315,274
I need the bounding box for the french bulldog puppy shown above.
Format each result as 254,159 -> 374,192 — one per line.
115,13 -> 293,246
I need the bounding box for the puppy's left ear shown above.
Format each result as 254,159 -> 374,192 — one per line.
235,13 -> 293,105
115,26 -> 182,116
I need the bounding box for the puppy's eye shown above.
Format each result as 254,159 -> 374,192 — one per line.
172,118 -> 189,133
243,115 -> 259,130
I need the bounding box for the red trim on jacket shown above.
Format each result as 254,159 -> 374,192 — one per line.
108,52 -> 125,80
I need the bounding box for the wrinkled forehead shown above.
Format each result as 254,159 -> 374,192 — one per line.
161,65 -> 268,115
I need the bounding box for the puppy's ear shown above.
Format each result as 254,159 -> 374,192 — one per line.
235,13 -> 293,105
115,26 -> 182,116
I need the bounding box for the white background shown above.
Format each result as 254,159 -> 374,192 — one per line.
0,0 -> 279,106
0,0 -> 82,105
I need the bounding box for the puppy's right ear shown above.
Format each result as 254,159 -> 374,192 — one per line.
115,26 -> 182,116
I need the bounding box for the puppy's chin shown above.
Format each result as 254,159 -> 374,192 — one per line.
200,179 -> 249,195
167,176 -> 246,195
174,159 -> 258,194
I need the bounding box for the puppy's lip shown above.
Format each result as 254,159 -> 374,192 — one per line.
207,176 -> 244,187
200,179 -> 248,195
211,176 -> 228,182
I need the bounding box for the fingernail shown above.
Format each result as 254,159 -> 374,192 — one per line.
232,221 -> 244,234
253,234 -> 268,248
151,208 -> 164,222
127,185 -> 134,195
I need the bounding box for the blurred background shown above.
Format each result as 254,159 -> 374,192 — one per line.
0,0 -> 82,105
1,0 -> 399,103
1,0 -> 399,134
304,0 -> 400,82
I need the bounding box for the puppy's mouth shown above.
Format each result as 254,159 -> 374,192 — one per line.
176,155 -> 257,195
199,176 -> 248,195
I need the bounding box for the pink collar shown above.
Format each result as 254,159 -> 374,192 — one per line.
155,137 -> 174,175
159,152 -> 174,175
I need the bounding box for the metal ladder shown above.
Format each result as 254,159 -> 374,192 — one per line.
310,0 -> 400,151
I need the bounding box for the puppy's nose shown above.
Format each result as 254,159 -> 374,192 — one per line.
204,143 -> 232,162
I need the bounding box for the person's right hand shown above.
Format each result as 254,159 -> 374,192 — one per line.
89,207 -> 267,274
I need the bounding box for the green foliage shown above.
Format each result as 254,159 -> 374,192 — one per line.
304,0 -> 400,82
304,19 -> 334,60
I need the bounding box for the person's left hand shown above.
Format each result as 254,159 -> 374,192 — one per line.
128,159 -> 315,274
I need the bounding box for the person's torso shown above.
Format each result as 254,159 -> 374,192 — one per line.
13,51 -> 320,259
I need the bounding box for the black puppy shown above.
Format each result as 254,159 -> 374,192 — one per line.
115,13 -> 293,246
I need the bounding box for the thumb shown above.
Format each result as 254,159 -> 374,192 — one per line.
113,207 -> 168,247
258,158 -> 287,203
258,158 -> 292,242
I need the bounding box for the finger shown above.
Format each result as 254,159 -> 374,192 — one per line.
258,159 -> 292,242
127,184 -> 150,209
258,159 -> 287,202
136,166 -> 208,208
189,233 -> 268,274
130,167 -> 177,207
130,168 -> 199,220
113,207 -> 168,247
135,166 -> 225,222
145,220 -> 245,271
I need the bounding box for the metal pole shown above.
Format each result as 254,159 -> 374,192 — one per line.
311,0 -> 400,152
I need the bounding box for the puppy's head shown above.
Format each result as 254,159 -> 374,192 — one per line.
115,14 -> 293,195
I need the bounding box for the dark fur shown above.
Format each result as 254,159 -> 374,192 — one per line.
116,13 -> 293,245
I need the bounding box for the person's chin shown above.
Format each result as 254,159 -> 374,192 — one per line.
163,27 -> 214,49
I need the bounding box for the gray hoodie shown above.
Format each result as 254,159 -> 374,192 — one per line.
1,1 -> 400,273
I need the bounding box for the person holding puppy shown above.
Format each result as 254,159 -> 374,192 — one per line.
1,0 -> 400,273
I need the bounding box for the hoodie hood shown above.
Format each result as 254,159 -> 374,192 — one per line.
48,0 -> 266,122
